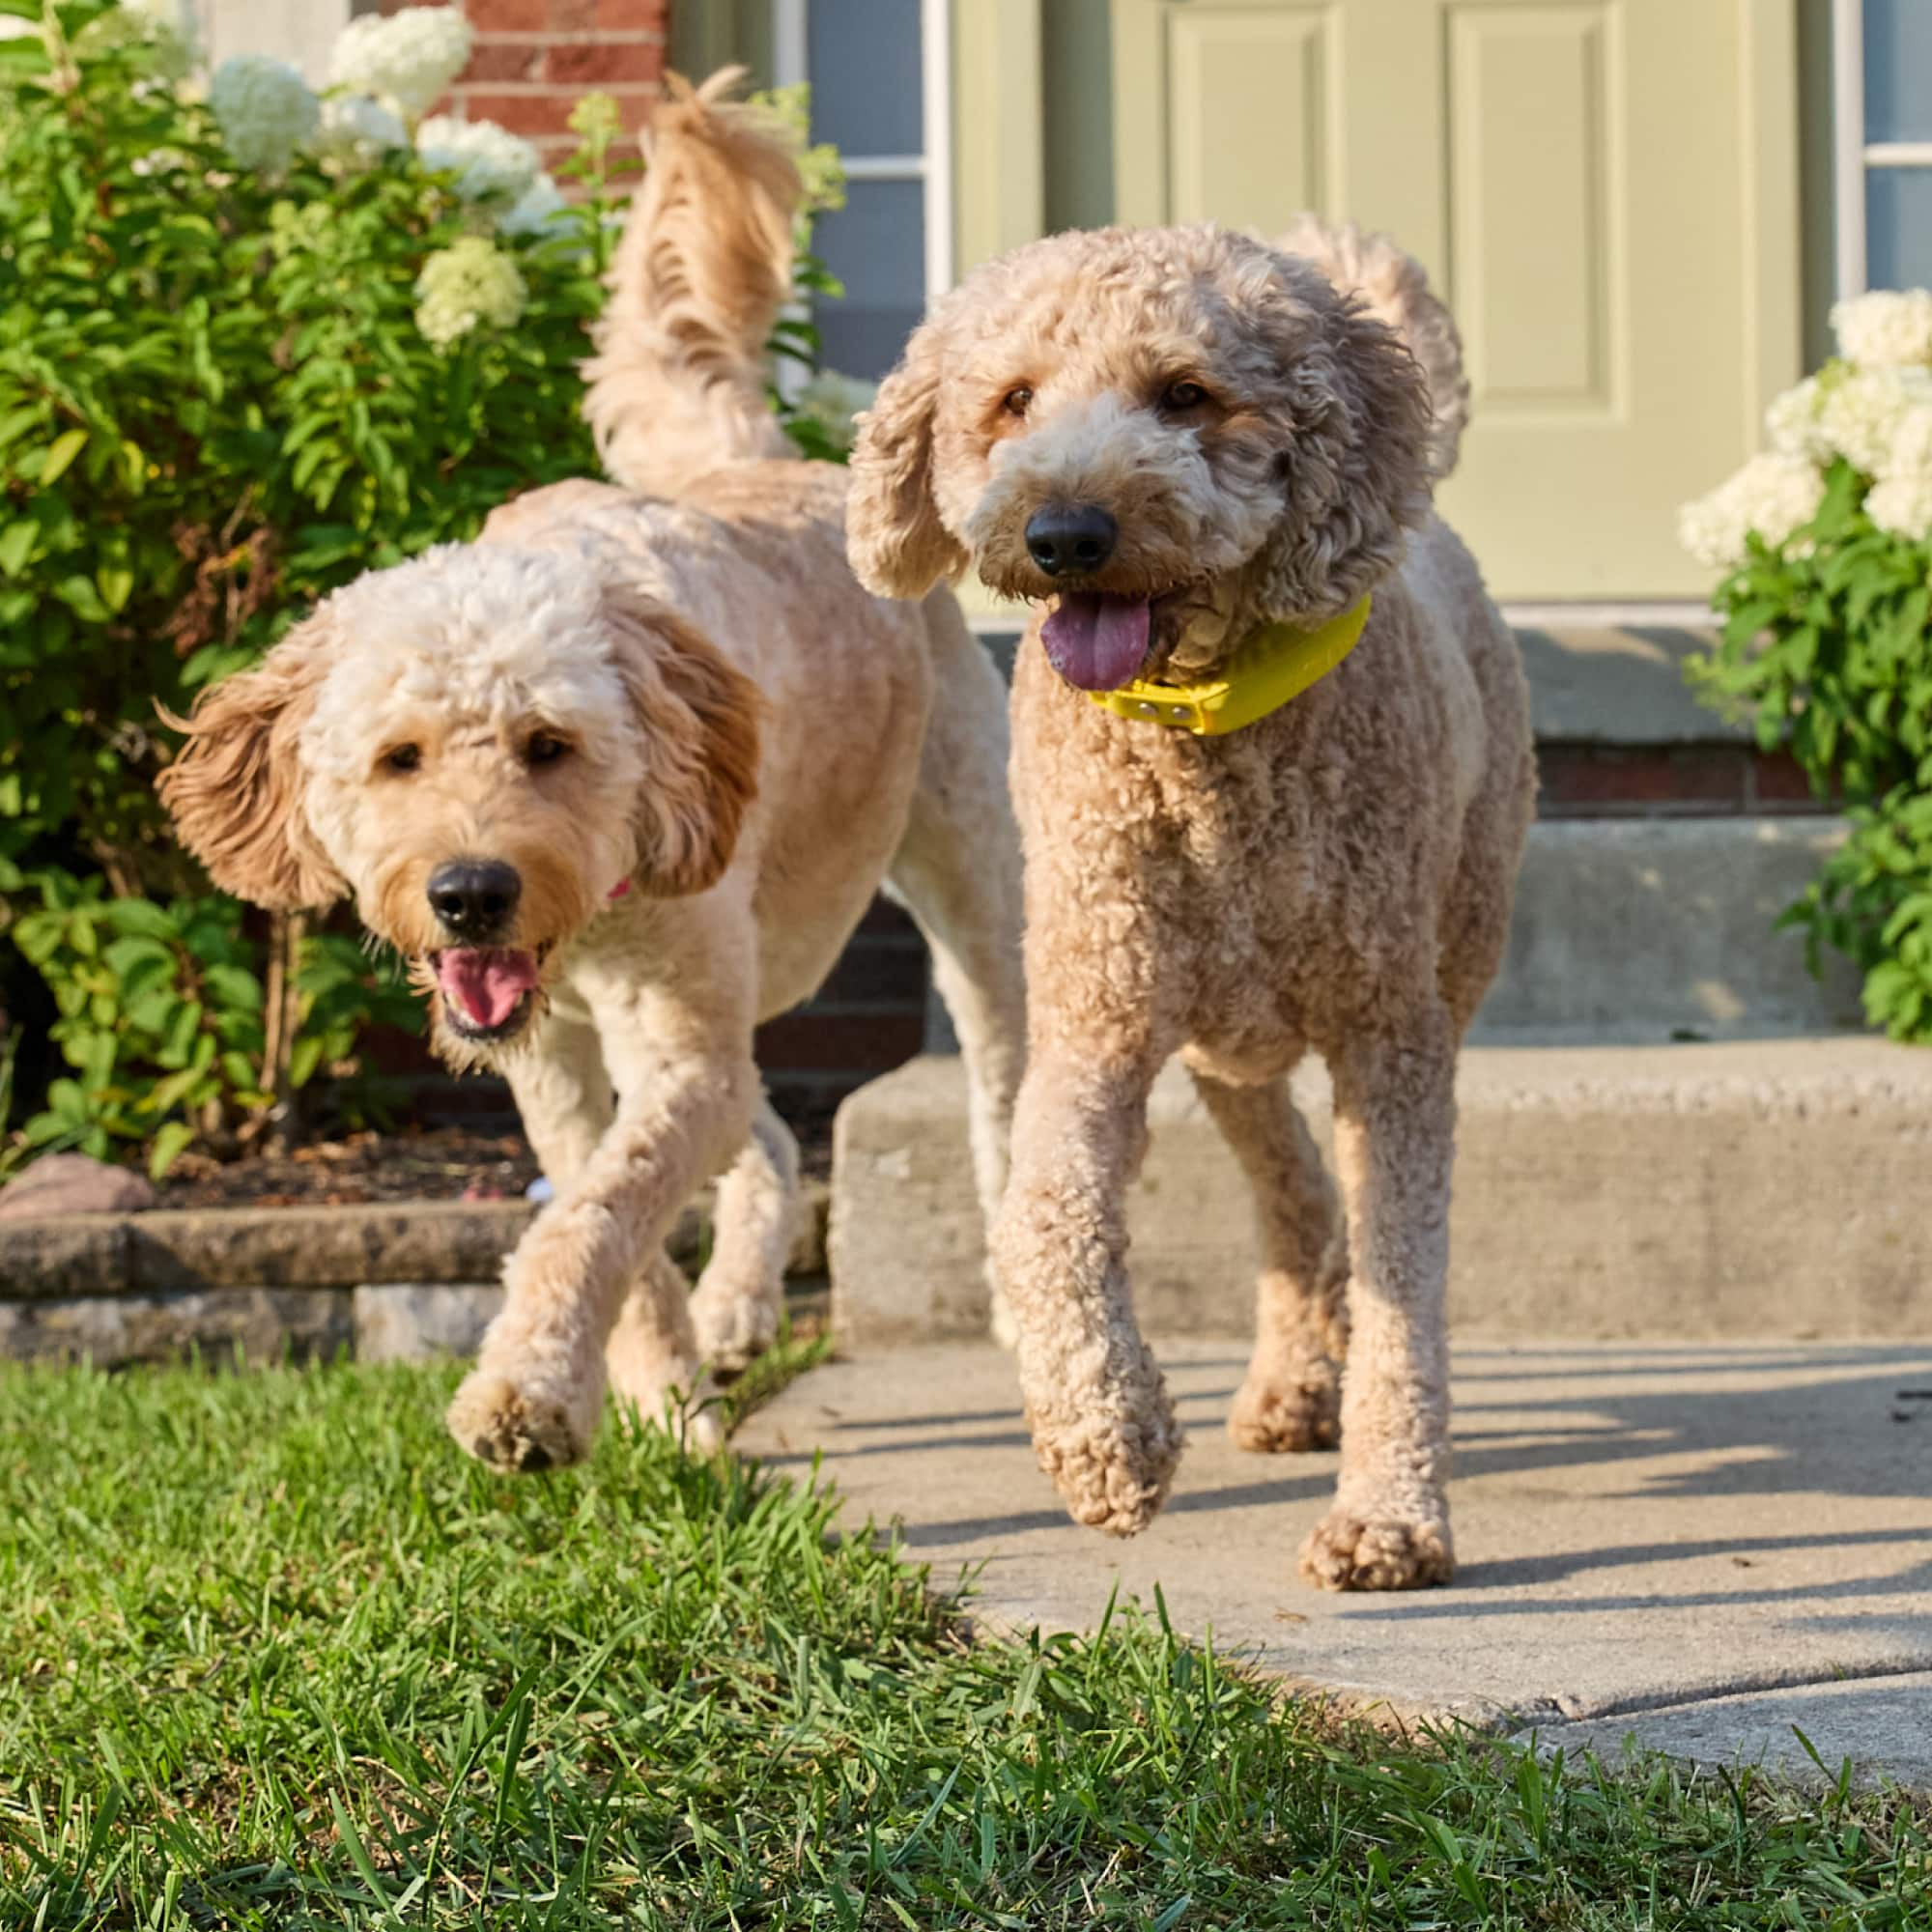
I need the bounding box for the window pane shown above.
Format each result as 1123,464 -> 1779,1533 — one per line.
813,178 -> 924,378
1864,0 -> 1932,144
808,0 -> 922,156
1867,166 -> 1932,289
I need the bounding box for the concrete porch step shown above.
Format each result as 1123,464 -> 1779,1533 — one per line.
929,814 -> 1865,1057
832,1038 -> 1932,1350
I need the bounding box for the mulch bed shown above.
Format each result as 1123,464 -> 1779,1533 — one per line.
160,1128 -> 543,1209
158,1116 -> 837,1211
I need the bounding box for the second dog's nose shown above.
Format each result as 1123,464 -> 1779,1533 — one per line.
428,859 -> 522,937
1025,503 -> 1119,577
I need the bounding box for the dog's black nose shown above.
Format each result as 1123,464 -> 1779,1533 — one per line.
427,860 -> 521,938
1025,503 -> 1118,577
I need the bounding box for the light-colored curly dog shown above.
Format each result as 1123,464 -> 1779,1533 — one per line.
159,74 -> 1025,1467
847,216 -> 1534,1590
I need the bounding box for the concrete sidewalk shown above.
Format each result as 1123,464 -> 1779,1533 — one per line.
736,1340 -> 1932,1784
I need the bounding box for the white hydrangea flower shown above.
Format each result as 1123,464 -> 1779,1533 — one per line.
314,92 -> 409,168
1865,473 -> 1932,540
1678,452 -> 1827,572
328,5 -> 472,122
791,370 -> 879,455
1832,289 -> 1932,369
416,113 -> 542,204
1765,376 -> 1833,463
209,54 -> 320,175
1818,366 -> 1932,476
497,172 -> 573,239
78,0 -> 194,78
1883,402 -> 1932,481
414,235 -> 527,349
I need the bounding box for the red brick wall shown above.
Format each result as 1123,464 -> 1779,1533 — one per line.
381,0 -> 668,168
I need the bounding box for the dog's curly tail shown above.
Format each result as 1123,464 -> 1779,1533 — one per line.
583,68 -> 802,495
1277,214 -> 1469,483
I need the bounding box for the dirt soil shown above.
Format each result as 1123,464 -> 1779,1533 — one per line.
161,1128 -> 544,1208
158,1118 -> 836,1210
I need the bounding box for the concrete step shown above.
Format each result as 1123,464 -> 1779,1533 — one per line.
1482,816 -> 1861,1038
927,815 -> 1864,1054
831,1039 -> 1932,1350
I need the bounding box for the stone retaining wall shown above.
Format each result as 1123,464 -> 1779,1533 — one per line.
0,1186 -> 828,1369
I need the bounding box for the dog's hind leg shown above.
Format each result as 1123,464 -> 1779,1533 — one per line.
885,597 -> 1028,1342
1186,1065 -> 1349,1454
687,1093 -> 799,1371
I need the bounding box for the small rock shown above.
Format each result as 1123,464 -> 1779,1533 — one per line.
0,1152 -> 156,1222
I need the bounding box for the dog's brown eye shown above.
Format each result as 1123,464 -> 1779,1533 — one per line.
1002,385 -> 1034,418
1161,381 -> 1210,413
383,744 -> 420,775
525,732 -> 570,767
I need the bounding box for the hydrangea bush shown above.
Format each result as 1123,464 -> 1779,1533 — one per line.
1682,290 -> 1932,1041
0,0 -> 853,1171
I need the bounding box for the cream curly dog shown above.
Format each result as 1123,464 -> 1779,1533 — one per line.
160,76 -> 1025,1468
848,217 -> 1533,1590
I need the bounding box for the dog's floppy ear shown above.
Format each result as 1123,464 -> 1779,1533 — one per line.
156,611 -> 346,911
1254,263 -> 1435,619
845,313 -> 968,600
606,586 -> 761,896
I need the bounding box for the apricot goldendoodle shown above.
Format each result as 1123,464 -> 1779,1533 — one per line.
159,75 -> 1025,1468
848,218 -> 1533,1590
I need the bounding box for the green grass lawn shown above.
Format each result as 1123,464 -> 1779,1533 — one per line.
1,1352 -> 1927,1929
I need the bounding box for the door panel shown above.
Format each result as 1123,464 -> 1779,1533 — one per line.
1107,0 -> 1800,600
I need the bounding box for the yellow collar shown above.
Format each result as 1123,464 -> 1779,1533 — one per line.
1086,595 -> 1371,737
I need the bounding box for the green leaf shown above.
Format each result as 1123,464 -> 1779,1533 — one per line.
147,1120 -> 194,1180
0,522 -> 37,577
37,427 -> 87,484
96,563 -> 134,615
201,963 -> 263,1013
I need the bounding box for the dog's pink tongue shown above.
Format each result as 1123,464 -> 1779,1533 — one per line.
436,949 -> 537,1030
1040,593 -> 1152,692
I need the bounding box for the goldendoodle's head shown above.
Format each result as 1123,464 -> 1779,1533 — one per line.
848,225 -> 1433,687
157,544 -> 759,1062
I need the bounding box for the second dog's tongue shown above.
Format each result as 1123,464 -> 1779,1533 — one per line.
437,949 -> 536,1030
1041,593 -> 1151,692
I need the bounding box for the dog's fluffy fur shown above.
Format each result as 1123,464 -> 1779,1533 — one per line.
848,220 -> 1533,1590
160,72 -> 1025,1468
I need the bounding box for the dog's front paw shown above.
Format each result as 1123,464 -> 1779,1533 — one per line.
1229,1354 -> 1342,1453
445,1370 -> 593,1473
1298,1509 -> 1454,1591
1028,1381 -> 1183,1537
688,1275 -> 779,1374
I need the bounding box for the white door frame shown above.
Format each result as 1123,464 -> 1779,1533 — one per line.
774,0 -> 955,299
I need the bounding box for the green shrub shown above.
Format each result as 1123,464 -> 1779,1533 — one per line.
0,3 -> 848,1170
5,869 -> 418,1177
1683,301 -> 1932,1041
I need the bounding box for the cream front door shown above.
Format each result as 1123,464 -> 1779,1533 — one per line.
1107,0 -> 1801,600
